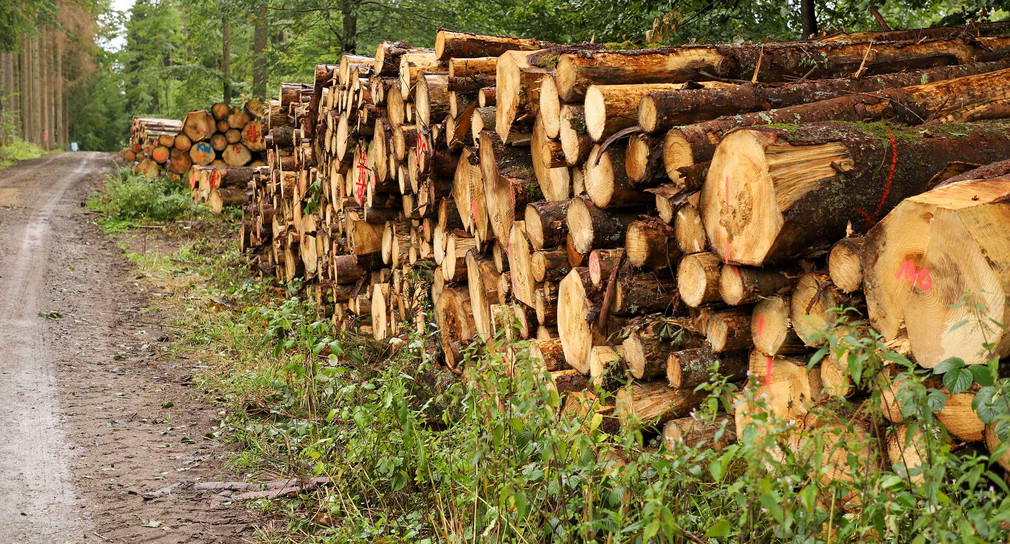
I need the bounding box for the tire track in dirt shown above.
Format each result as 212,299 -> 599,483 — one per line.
0,153 -> 260,542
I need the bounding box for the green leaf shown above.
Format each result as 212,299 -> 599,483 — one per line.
704,519 -> 731,538
808,345 -> 829,369
948,318 -> 969,332
927,389 -> 948,412
944,368 -> 973,395
970,365 -> 995,386
760,492 -> 783,523
799,484 -> 817,512
933,357 -> 965,375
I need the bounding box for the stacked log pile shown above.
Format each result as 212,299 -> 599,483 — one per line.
238,24 -> 1010,475
124,102 -> 270,208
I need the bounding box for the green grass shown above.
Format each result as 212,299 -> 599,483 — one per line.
0,139 -> 49,170
88,178 -> 1010,543
87,166 -> 214,231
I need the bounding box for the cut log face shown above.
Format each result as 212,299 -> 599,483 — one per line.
828,237 -> 864,293
615,381 -> 705,428
735,351 -> 822,437
704,121 -> 1010,266
790,273 -> 840,348
557,268 -> 598,374
863,177 -> 1010,366
677,252 -> 722,308
750,295 -> 803,357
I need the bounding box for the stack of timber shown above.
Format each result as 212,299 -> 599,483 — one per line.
124,117 -> 182,166
236,23 -> 1010,475
124,101 -> 270,209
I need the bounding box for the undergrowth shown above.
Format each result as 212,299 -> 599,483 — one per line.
86,166 -> 213,231
0,138 -> 49,169
93,178 -> 1010,543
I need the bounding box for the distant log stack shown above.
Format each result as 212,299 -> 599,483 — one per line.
124,101 -> 270,210
230,24 -> 1010,470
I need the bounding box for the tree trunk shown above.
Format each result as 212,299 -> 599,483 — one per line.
222,13 -> 232,104
703,121 -> 1010,266
252,1 -> 268,98
800,0 -> 818,38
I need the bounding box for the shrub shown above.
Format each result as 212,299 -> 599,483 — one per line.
88,167 -> 208,230
0,138 -> 48,169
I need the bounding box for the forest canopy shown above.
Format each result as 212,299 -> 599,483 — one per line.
3,0 -> 1008,150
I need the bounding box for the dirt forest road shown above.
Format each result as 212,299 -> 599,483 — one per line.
0,153 -> 256,542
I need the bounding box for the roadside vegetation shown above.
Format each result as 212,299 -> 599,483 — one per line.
0,138 -> 49,170
91,173 -> 1010,543
86,166 -> 215,231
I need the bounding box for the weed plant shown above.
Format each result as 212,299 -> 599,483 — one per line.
97,204 -> 1010,543
0,138 -> 49,169
87,167 -> 212,231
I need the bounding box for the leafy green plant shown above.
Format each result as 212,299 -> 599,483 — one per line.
87,166 -> 212,231
0,138 -> 49,170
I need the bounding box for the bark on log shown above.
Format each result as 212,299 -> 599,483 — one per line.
435,29 -> 544,61
524,199 -> 569,250
665,66 -> 1010,182
703,120 -> 1010,266
615,381 -> 705,428
556,36 -> 1010,102
718,265 -> 797,306
639,57 -> 1010,133
667,347 -> 747,389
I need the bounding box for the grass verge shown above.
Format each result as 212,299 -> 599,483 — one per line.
0,138 -> 50,170
95,171 -> 1010,543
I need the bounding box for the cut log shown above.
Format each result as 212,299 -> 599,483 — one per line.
615,381 -> 705,428
667,347 -> 747,389
735,352 -> 822,437
621,325 -> 704,380
416,72 -> 450,127
790,273 -> 842,348
639,57 -> 1010,133
666,66 -> 1010,183
587,248 -> 623,288
539,75 -> 561,139
524,200 -> 569,250
507,221 -> 537,307
435,30 -> 543,60
189,141 -> 216,166
663,415 -> 735,450
706,308 -> 753,352
584,142 -> 654,209
495,50 -> 549,142
559,105 -> 591,167
750,295 -> 804,357
863,177 -> 1010,366
210,133 -> 228,152
718,265 -> 796,306
585,82 -> 728,141
674,194 -> 707,254
530,117 -> 570,201
434,287 -> 476,369
677,252 -> 721,308
478,130 -> 544,242
167,147 -> 193,175
557,267 -> 601,374
566,196 -> 632,254
556,36 -> 1010,102
467,250 -> 500,341
703,121 -> 1010,266
828,236 -> 864,294
223,143 -> 252,167
529,338 -> 566,371
625,217 -> 679,269
531,249 -> 570,282
182,110 -> 216,142
399,49 -> 444,100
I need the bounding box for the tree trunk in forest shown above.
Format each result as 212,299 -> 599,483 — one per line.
341,0 -> 358,53
800,0 -> 818,38
252,2 -> 268,98
222,14 -> 232,105
703,120 -> 1010,266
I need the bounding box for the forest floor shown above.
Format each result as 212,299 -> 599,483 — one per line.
0,152 -> 259,543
